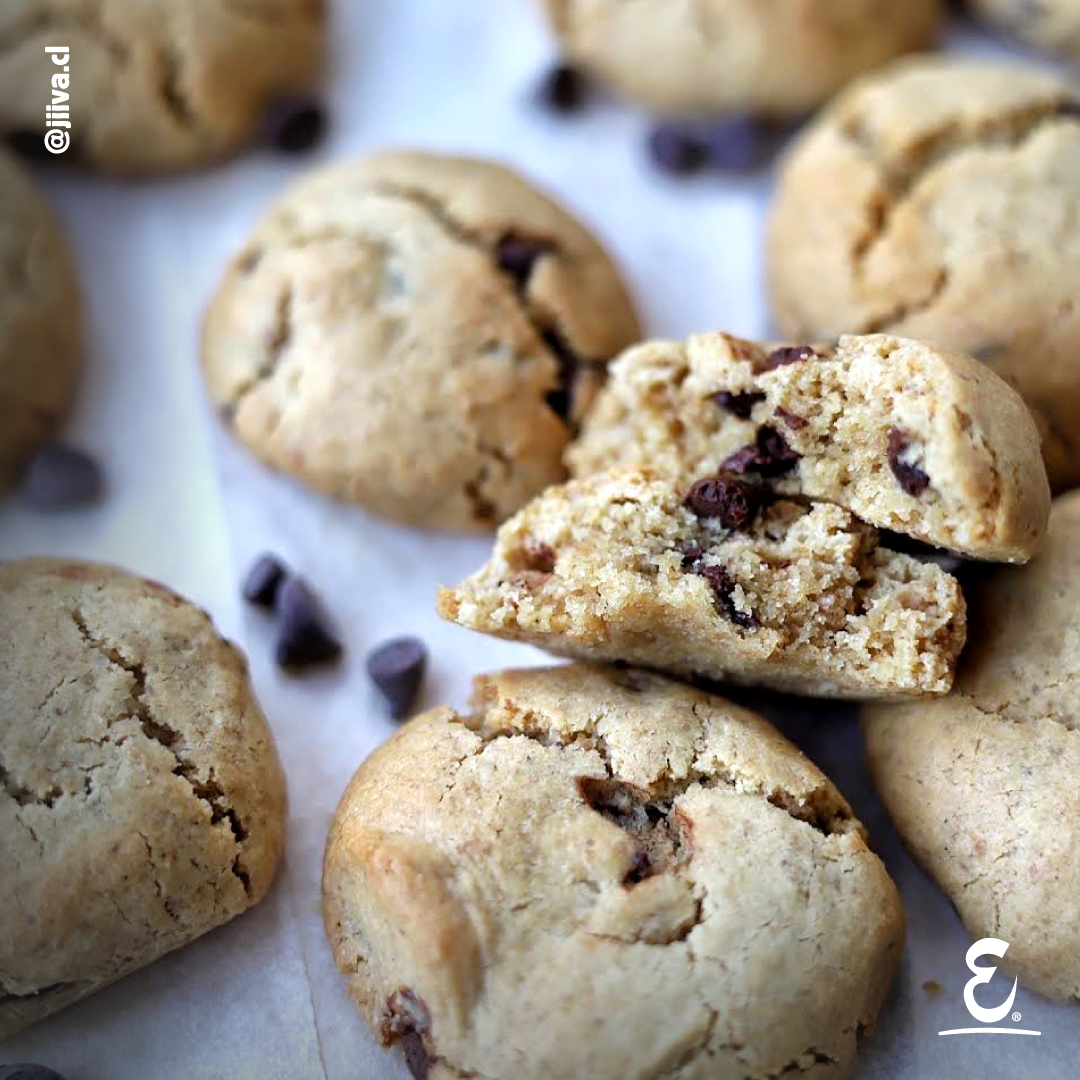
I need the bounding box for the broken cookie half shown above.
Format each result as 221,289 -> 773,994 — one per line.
568,332 -> 1050,562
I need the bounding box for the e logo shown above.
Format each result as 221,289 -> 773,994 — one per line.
963,938 -> 1018,1024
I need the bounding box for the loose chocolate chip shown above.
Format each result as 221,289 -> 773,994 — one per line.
495,234 -> 551,286
714,389 -> 765,419
647,123 -> 709,175
21,443 -> 103,508
684,474 -> 768,531
242,554 -> 287,608
775,406 -> 808,430
887,428 -> 930,497
274,576 -> 342,668
720,425 -> 799,477
701,115 -> 779,172
539,63 -> 589,113
367,636 -> 428,720
698,564 -> 756,628
264,97 -> 326,153
0,1068 -> 67,1080
755,345 -> 817,373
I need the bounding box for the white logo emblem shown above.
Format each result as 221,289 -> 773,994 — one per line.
938,938 -> 1040,1037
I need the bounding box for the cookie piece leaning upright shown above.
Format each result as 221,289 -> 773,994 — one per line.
0,150 -> 80,490
569,332 -> 1050,562
767,58 -> 1080,491
324,663 -> 903,1080
0,559 -> 286,1039
202,151 -> 641,532
439,467 -> 966,698
0,0 -> 324,174
541,0 -> 941,118
865,490 -> 1080,999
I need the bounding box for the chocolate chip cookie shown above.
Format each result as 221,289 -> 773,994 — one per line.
969,0 -> 1080,63
541,0 -> 940,118
202,151 -> 641,532
569,332 -> 1050,563
768,57 -> 1080,491
323,663 -> 903,1080
0,150 -> 79,491
0,0 -> 323,174
0,559 -> 286,1039
438,467 -> 966,698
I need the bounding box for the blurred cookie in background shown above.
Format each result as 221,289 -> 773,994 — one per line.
202,151 -> 642,533
0,0 -> 325,174
967,0 -> 1080,64
0,149 -> 79,492
768,57 -> 1080,491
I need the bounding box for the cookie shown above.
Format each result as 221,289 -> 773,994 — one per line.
969,0 -> 1080,64
323,663 -> 903,1080
864,490 -> 1080,1000
0,0 -> 323,174
767,57 -> 1080,491
570,332 -> 1050,563
0,150 -> 80,491
202,151 -> 641,532
0,559 -> 286,1039
541,0 -> 941,118
438,467 -> 966,698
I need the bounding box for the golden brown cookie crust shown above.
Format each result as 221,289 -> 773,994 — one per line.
324,663 -> 903,1080
0,558 -> 286,1039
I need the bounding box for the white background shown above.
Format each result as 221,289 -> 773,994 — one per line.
1,2 -> 1077,1077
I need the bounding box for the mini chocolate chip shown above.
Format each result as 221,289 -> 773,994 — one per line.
624,849 -> 652,884
755,345 -> 818,373
264,97 -> 326,153
887,428 -> 930,497
401,1032 -> 431,1080
242,554 -> 287,608
539,63 -> 589,113
775,406 -> 808,430
367,636 -> 428,720
698,564 -> 756,628
680,545 -> 703,571
720,425 -> 799,477
701,115 -> 779,172
385,989 -> 432,1080
647,123 -> 709,175
274,576 -> 342,668
21,443 -> 103,508
0,1068 -> 68,1080
684,474 -> 768,531
714,389 -> 765,419
495,234 -> 551,286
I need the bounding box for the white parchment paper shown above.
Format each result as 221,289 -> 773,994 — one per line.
2,2 -> 1078,1077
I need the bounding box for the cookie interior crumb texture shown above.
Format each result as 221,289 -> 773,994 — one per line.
0,559 -> 287,1039
569,332 -> 1050,563
767,57 -> 1080,491
438,467 -> 966,699
201,151 -> 641,532
323,663 -> 904,1080
864,489 -> 1080,1001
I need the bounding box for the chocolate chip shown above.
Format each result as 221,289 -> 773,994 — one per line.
264,97 -> 326,153
887,428 -> 930,497
701,115 -> 780,172
539,63 -> 589,113
698,565 -> 756,628
680,545 -> 703,571
0,1068 -> 68,1080
385,990 -> 431,1080
274,576 -> 342,668
21,443 -> 103,508
720,426 -> 800,477
523,541 -> 556,573
714,389 -> 765,419
755,345 -> 818,373
367,636 -> 428,719
542,326 -> 585,422
401,1033 -> 431,1080
624,849 -> 652,884
684,474 -> 768,531
495,235 -> 551,286
647,123 -> 709,175
242,554 -> 287,608
775,406 -> 808,430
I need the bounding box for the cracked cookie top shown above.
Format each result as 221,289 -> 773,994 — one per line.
0,149 -> 80,489
323,662 -> 903,1080
201,150 -> 641,532
0,0 -> 324,174
767,57 -> 1080,491
0,558 -> 286,1039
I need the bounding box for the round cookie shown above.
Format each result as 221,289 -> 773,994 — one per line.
767,57 -> 1080,491
324,663 -> 903,1080
0,0 -> 323,174
202,151 -> 642,532
969,0 -> 1080,64
0,558 -> 286,1039
864,490 -> 1080,1000
541,0 -> 941,118
0,150 -> 80,491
